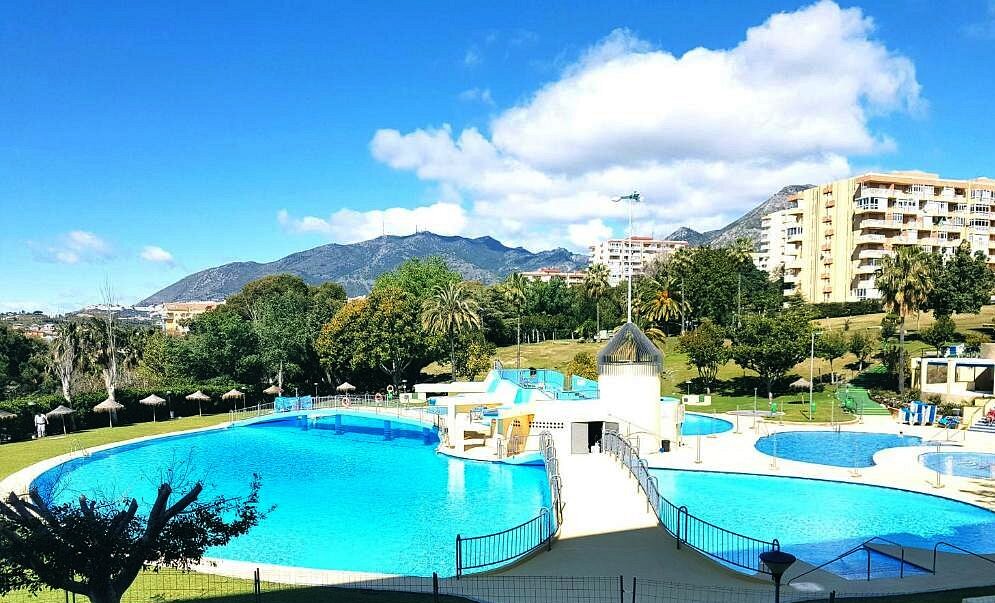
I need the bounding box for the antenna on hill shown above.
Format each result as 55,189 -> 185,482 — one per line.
381,217 -> 385,237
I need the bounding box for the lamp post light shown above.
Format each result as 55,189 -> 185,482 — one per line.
760,549 -> 797,603
610,191 -> 641,324
314,382 -> 319,399
809,331 -> 822,422
753,387 -> 758,430
166,390 -> 173,420
685,380 -> 692,400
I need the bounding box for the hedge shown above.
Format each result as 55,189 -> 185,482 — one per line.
0,384 -> 264,442
809,300 -> 883,319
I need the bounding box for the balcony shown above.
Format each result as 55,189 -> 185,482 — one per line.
860,219 -> 900,229
784,272 -> 800,283
786,206 -> 804,216
937,222 -> 966,232
820,272 -> 831,280
822,286 -> 833,294
857,233 -> 887,244
787,233 -> 804,243
855,202 -> 887,214
855,264 -> 879,274
820,243 -> 832,251
825,199 -> 836,208
860,187 -> 894,197
858,248 -> 889,259
822,215 -> 833,223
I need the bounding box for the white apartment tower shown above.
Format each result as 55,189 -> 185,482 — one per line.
588,236 -> 690,285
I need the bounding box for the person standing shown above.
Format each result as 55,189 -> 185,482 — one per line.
34,412 -> 48,438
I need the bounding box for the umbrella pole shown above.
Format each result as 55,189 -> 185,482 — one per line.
153,407 -> 157,423
199,401 -> 202,417
109,414 -> 113,428
62,416 -> 67,435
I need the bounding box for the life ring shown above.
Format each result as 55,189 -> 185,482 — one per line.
342,395 -> 351,407
386,385 -> 395,393
375,393 -> 384,403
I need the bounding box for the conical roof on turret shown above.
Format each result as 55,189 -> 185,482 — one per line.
597,322 -> 662,374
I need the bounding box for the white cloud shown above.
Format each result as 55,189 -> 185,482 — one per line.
567,219 -> 613,249
140,245 -> 175,266
278,202 -> 469,243
362,1 -> 922,251
31,230 -> 112,264
458,87 -> 495,106
463,47 -> 482,67
965,0 -> 995,38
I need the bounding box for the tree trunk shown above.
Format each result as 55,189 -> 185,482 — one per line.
898,318 -> 906,394
450,330 -> 457,382
86,585 -> 122,603
516,314 -> 521,370
595,301 -> 601,335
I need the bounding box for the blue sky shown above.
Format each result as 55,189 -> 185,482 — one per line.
2,0 -> 994,312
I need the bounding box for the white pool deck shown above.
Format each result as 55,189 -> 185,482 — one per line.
2,408 -> 994,600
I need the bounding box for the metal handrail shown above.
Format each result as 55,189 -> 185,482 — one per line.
931,542 -> 995,572
455,431 -> 562,578
788,537 -> 919,584
602,431 -> 779,575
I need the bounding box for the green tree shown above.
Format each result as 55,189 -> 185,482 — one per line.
422,281 -> 482,379
453,336 -> 496,380
0,478 -> 265,603
182,307 -> 263,384
920,315 -> 957,351
731,310 -> 810,396
964,332 -> 991,356
49,322 -> 82,406
583,264 -> 611,334
816,330 -> 849,383
677,319 -> 729,389
880,313 -> 899,341
373,257 -> 461,300
136,331 -> 184,387
928,241 -> 995,317
876,245 -> 934,392
501,272 -> 529,369
565,351 -> 598,381
362,286 -> 433,389
225,274 -> 311,320
314,299 -> 371,386
847,330 -> 877,372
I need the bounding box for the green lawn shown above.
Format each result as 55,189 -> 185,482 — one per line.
0,413 -> 234,480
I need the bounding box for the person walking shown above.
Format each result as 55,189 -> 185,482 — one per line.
34,412 -> 48,438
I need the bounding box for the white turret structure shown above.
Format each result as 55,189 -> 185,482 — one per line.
596,323 -> 663,456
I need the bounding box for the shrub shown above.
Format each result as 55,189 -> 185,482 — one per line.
808,300 -> 883,319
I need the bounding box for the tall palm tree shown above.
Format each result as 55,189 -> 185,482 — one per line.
638,275 -> 689,337
583,263 -> 610,335
422,281 -> 482,380
50,321 -> 81,407
501,273 -> 528,370
876,245 -> 934,393
80,317 -> 118,401
728,237 -> 755,267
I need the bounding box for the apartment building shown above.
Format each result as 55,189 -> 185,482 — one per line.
520,267 -> 587,287
589,236 -> 690,285
163,301 -> 221,334
752,209 -> 792,273
769,172 -> 995,303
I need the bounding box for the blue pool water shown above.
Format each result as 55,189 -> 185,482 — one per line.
921,452 -> 995,480
681,413 -> 733,436
755,431 -> 923,468
34,412 -> 549,576
652,469 -> 995,576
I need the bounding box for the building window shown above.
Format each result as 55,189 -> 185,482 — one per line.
857,198 -> 882,210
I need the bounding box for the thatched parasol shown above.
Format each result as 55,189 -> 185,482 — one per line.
185,390 -> 211,416
46,405 -> 75,435
222,388 -> 245,411
789,377 -> 812,390
0,410 -> 15,421
263,384 -> 282,396
140,394 -> 167,422
336,382 -> 356,392
93,398 -> 125,428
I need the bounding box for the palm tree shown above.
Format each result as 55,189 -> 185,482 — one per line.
501,273 -> 528,370
422,281 -> 482,380
876,245 -> 935,393
638,275 -> 689,336
80,317 -> 118,401
728,237 -> 755,267
583,263 -> 610,335
50,322 -> 81,407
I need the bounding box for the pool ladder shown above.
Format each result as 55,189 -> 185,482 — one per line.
787,537 -> 922,583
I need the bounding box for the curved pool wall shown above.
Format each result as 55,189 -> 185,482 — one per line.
652,469 -> 995,576
921,452 -> 995,480
755,431 -> 924,468
681,413 -> 733,436
34,411 -> 550,577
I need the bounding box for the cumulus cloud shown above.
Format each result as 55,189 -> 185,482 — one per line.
363,1 -> 923,251
278,202 -> 469,243
140,245 -> 175,266
31,230 -> 112,264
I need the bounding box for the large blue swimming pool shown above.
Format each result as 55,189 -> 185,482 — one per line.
34,412 -> 549,576
681,413 -> 733,436
921,452 -> 995,480
755,431 -> 923,468
652,469 -> 995,576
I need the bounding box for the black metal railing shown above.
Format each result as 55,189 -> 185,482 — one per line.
602,431 -> 779,575
788,537 -> 921,584
455,431 -> 563,577
931,541 -> 995,573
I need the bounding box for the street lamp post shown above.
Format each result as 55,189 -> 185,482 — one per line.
809,331 -> 822,421
611,191 -> 641,324
760,549 -> 797,603
685,380 -> 692,400
314,382 -> 319,399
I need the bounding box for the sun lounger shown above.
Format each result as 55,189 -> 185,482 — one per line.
920,404 -> 937,425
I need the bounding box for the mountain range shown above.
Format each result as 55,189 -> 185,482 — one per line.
666,185 -> 813,248
139,233 -> 587,304
141,184 -> 815,304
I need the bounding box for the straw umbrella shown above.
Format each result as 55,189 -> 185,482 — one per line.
263,384 -> 282,396
0,410 -> 14,421
94,398 -> 124,428
185,390 -> 211,416
140,394 -> 167,422
336,382 -> 356,393
789,377 -> 812,390
46,405 -> 75,435
222,388 -> 245,411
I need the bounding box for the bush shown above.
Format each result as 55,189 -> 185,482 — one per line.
920,315 -> 957,350
565,352 -> 598,381
809,300 -> 883,319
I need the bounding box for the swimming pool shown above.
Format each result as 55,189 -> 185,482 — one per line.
921,452 -> 995,480
34,412 -> 550,576
652,469 -> 995,577
755,431 -> 923,468
681,413 -> 733,436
